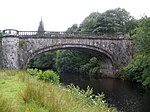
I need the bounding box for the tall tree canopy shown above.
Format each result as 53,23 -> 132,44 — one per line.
28,52 -> 56,71
66,24 -> 78,33
78,8 -> 136,35
78,12 -> 100,32
55,50 -> 97,74
125,17 -> 150,88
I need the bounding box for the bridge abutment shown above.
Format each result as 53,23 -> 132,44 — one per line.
1,30 -> 19,69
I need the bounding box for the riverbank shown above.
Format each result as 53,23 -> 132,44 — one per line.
0,70 -> 118,112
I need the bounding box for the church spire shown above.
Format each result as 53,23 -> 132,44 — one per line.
37,17 -> 45,36
40,16 -> 43,23
37,17 -> 45,32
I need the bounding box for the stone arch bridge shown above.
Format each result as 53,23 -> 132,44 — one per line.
0,29 -> 133,77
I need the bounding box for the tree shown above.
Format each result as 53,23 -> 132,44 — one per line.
76,8 -> 136,35
93,8 -> 135,34
125,17 -> 150,88
55,50 -> 91,74
28,52 -> 56,71
80,57 -> 101,79
66,24 -> 78,33
78,12 -> 100,32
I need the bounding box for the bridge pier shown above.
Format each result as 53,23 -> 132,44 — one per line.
1,29 -> 19,69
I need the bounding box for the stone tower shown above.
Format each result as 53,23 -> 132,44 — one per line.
1,29 -> 19,69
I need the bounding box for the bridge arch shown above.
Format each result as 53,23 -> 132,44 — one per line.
23,44 -> 116,77
1,30 -> 133,77
27,44 -> 114,65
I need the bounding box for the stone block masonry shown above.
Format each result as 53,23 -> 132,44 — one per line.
0,30 -> 133,77
0,38 -> 2,69
1,36 -> 19,69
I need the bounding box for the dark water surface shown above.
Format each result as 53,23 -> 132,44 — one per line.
60,73 -> 150,112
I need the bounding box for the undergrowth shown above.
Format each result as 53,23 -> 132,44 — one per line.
0,70 -> 118,112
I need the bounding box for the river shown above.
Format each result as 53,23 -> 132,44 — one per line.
60,73 -> 150,112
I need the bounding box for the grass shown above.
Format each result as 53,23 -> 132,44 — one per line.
0,70 -> 118,112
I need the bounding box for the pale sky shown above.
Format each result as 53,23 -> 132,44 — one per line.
0,0 -> 149,31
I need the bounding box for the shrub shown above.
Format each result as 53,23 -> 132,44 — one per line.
67,84 -> 106,105
26,68 -> 39,76
39,70 -> 60,84
19,39 -> 26,47
27,68 -> 60,84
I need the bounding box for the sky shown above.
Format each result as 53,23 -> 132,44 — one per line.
0,0 -> 150,31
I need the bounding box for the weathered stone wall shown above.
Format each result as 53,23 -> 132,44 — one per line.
0,38 -> 2,69
0,35 -> 133,77
2,36 -> 19,69
18,36 -> 133,78
19,37 -> 132,68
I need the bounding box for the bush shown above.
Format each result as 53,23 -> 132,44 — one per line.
19,39 -> 26,47
125,17 -> 150,88
40,70 -> 60,84
27,68 -> 60,84
80,57 -> 101,78
67,84 -> 106,106
26,68 -> 38,76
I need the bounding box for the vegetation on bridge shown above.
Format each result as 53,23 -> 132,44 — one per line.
0,70 -> 118,112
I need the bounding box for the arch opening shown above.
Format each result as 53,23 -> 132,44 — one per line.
23,44 -> 117,78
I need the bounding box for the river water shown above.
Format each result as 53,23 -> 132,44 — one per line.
60,73 -> 150,112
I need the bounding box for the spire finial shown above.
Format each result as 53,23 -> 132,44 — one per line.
41,16 -> 42,21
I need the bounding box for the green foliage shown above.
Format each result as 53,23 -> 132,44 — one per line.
125,17 -> 150,88
125,52 -> 150,88
27,68 -> 60,84
77,8 -> 136,35
0,70 -> 118,112
66,24 -> 78,33
26,68 -> 39,76
55,50 -> 91,74
55,50 -> 101,79
67,84 -> 106,105
19,39 -> 26,47
93,8 -> 135,34
80,57 -> 101,77
0,96 -> 13,112
40,70 -> 60,84
28,50 -> 101,79
28,52 -> 57,70
78,12 -> 100,32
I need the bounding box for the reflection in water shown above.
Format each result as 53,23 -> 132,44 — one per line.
60,73 -> 150,112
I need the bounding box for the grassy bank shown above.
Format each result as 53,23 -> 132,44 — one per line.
0,70 -> 118,112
